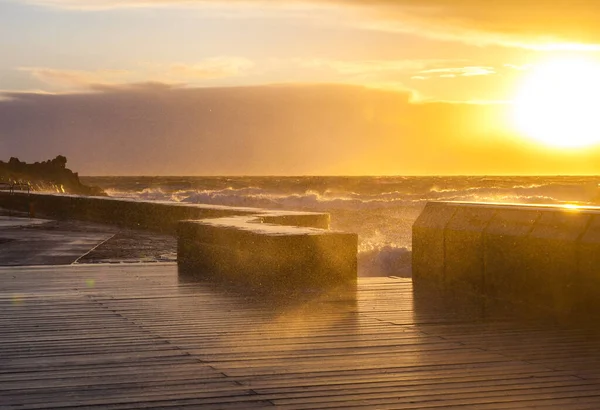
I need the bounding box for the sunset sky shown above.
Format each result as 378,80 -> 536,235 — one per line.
2,0 -> 600,175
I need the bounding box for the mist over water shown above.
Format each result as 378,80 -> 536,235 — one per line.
82,176 -> 600,277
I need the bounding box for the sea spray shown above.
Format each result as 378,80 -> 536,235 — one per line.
358,243 -> 412,277
86,175 -> 600,276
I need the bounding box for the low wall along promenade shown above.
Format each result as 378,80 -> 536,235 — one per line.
0,192 -> 357,290
413,201 -> 600,318
6,192 -> 597,310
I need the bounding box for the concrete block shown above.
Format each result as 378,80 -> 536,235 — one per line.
178,219 -> 357,290
0,192 -> 275,233
412,202 -> 600,320
260,213 -> 330,230
484,208 -> 541,301
577,215 -> 600,315
412,202 -> 457,289
444,205 -> 497,293
521,210 -> 590,314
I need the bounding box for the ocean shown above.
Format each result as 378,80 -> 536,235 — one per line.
81,176 -> 600,277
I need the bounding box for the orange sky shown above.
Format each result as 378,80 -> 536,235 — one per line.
1,0 -> 600,175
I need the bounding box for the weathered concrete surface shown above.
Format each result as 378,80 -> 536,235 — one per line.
0,192 -> 257,233
0,218 -> 116,266
0,215 -> 53,228
412,202 -> 457,289
523,211 -> 591,315
178,217 -> 357,291
0,217 -> 177,266
484,208 -> 541,301
413,201 -> 600,318
577,215 -> 600,314
0,191 -> 331,232
444,206 -> 497,293
0,192 -> 356,289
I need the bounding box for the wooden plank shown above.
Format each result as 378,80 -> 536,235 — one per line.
2,264 -> 600,409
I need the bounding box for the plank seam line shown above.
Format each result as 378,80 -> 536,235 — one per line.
446,331 -> 588,377
71,233 -> 117,265
412,324 -> 591,381
82,291 -> 226,374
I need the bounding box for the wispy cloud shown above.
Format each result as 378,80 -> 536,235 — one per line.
420,66 -> 496,78
19,67 -> 131,88
299,58 -> 448,75
17,57 -> 255,91
15,0 -> 195,10
166,57 -> 254,80
341,1 -> 600,50
504,64 -> 532,71
16,0 -> 600,49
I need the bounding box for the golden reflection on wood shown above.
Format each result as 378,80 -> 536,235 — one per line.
2,263 -> 600,409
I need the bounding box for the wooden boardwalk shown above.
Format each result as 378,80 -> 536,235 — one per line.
2,263 -> 600,409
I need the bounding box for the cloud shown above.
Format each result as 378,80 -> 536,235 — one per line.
19,67 -> 132,89
334,1 -> 600,50
300,58 -> 448,75
14,0 -> 196,10
407,65 -> 496,82
14,58 -> 428,98
0,83 -> 416,175
166,57 -> 254,80
504,64 -> 532,71
294,58 -> 448,96
419,66 -> 496,78
17,57 -> 254,91
16,0 -> 600,49
1,82 -> 596,176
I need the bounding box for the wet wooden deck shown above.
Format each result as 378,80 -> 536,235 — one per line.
2,263 -> 600,409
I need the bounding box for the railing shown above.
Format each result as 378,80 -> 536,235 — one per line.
0,182 -> 31,194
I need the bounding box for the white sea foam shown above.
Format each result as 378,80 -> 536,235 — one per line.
106,182 -> 598,212
176,188 -> 433,210
358,243 -> 412,277
95,175 -> 600,277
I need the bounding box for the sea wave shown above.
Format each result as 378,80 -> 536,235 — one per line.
105,183 -> 598,211
358,244 -> 412,277
98,176 -> 600,277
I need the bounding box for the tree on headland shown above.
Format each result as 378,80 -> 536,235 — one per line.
51,155 -> 67,169
0,155 -> 105,196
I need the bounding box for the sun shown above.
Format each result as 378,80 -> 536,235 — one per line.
511,57 -> 600,148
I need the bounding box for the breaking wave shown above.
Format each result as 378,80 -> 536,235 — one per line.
94,175 -> 600,277
358,243 -> 412,278
105,183 -> 598,212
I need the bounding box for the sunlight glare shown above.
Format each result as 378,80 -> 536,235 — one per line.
512,57 -> 600,148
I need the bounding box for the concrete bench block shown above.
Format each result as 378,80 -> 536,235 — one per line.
444,206 -> 497,293
178,219 -> 357,290
412,202 -> 457,289
260,213 -> 330,230
412,202 -> 600,319
521,211 -> 591,313
484,208 -> 541,301
577,215 -> 600,314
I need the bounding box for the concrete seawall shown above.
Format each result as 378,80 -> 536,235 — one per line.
0,192 -> 331,233
0,192 -> 356,290
413,201 -> 600,317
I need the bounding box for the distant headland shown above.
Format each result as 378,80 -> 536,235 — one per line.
0,156 -> 105,196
